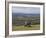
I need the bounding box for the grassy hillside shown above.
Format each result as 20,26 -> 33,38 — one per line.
12,24 -> 40,31
12,13 -> 40,31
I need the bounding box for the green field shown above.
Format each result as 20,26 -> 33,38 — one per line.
12,24 -> 40,31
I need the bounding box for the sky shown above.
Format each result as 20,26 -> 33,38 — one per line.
12,7 -> 40,14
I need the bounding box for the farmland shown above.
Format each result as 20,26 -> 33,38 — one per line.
12,13 -> 40,31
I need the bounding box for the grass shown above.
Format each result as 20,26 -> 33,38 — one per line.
12,24 -> 40,31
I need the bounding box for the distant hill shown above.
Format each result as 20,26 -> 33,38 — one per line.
12,13 -> 40,17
